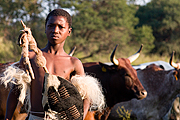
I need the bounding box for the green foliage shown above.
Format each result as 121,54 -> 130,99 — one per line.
67,0 -> 147,62
0,0 -> 47,62
133,25 -> 155,53
0,37 -> 20,62
136,0 -> 180,58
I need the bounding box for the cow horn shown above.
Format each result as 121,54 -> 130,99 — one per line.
21,20 -> 26,29
110,45 -> 119,66
68,46 -> 76,56
128,44 -> 143,63
169,51 -> 179,69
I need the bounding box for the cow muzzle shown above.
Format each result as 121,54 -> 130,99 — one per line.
136,90 -> 147,100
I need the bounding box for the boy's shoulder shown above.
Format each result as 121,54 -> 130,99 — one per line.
70,56 -> 82,64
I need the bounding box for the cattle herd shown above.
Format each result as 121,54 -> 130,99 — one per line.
0,45 -> 180,120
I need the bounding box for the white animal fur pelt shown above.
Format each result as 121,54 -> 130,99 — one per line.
71,75 -> 106,112
0,62 -> 31,112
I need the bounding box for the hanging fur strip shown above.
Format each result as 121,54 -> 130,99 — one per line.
42,73 -> 61,108
71,75 -> 106,112
1,63 -> 31,112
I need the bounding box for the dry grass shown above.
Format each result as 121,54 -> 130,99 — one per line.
116,106 -> 131,120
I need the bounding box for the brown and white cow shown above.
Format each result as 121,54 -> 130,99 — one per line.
84,45 -> 147,120
109,52 -> 180,120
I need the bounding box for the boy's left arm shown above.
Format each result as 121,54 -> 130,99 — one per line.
73,58 -> 90,119
83,98 -> 90,119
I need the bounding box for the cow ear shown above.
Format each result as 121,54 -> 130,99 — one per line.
99,62 -> 116,72
173,70 -> 179,81
99,62 -> 108,72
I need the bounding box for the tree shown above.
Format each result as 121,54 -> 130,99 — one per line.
0,0 -> 46,62
133,25 -> 155,53
64,0 -> 153,62
136,0 -> 180,57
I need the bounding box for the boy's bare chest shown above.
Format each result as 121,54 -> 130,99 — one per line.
45,56 -> 74,79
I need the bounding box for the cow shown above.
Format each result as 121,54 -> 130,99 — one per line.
163,95 -> 180,120
169,96 -> 180,120
132,60 -> 174,71
84,45 -> 147,120
108,51 -> 180,120
0,62 -> 27,120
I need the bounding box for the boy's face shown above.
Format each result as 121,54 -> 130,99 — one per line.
45,16 -> 71,45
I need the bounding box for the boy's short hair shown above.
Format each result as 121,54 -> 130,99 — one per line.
45,9 -> 72,28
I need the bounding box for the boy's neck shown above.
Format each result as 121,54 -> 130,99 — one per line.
43,42 -> 66,55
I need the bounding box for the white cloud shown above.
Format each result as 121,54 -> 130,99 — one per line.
135,0 -> 151,5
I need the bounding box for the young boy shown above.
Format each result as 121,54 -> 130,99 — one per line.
5,9 -> 90,120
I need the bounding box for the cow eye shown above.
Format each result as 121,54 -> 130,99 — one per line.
124,73 -> 130,77
125,75 -> 132,87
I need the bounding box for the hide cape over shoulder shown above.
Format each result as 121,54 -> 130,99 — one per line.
0,21 -> 105,119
